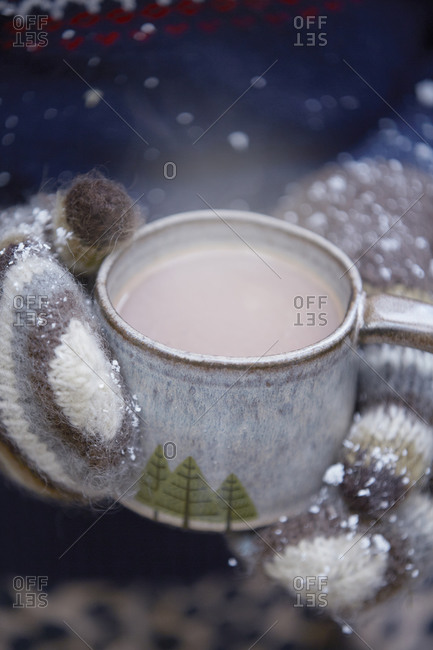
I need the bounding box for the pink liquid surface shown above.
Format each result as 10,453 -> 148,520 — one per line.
115,244 -> 344,357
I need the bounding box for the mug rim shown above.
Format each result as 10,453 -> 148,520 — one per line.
95,210 -> 363,368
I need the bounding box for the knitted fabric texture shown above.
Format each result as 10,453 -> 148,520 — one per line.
232,488 -> 403,615
0,190 -> 143,502
341,404 -> 433,517
229,158 -> 433,616
275,158 -> 433,506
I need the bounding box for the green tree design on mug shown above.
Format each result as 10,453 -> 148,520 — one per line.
136,447 -> 258,529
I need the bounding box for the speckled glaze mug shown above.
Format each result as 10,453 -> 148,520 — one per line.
95,210 -> 433,531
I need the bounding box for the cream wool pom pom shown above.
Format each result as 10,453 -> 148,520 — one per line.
264,532 -> 390,614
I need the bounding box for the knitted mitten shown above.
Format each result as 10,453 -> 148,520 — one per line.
227,158 -> 433,619
275,157 -> 433,518
279,159 -> 433,502
0,175 -> 143,502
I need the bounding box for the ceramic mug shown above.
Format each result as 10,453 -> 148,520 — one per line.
95,210 -> 433,531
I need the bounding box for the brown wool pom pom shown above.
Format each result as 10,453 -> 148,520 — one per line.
54,172 -> 141,274
63,173 -> 137,247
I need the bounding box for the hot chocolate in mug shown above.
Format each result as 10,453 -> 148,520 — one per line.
95,210 -> 433,531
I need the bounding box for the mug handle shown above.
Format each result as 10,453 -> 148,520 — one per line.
359,293 -> 433,353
